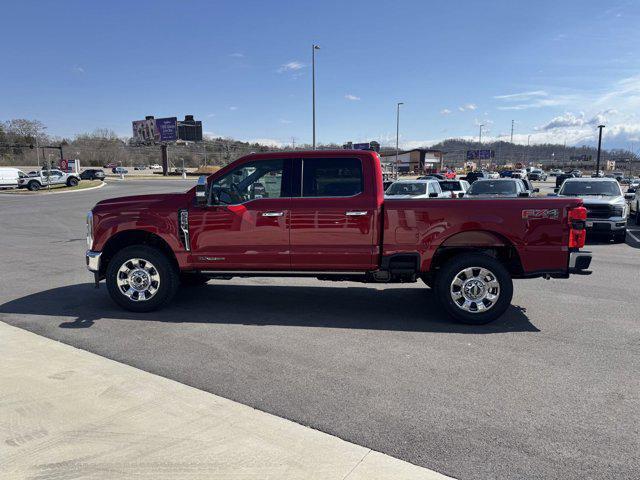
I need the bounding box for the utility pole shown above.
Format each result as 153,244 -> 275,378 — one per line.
312,44 -> 320,149
510,120 -> 514,143
479,124 -> 484,144
395,102 -> 404,175
291,137 -> 296,150
596,124 -> 605,175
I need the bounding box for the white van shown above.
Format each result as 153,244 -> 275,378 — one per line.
0,168 -> 29,189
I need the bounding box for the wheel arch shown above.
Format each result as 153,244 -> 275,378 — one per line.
99,229 -> 178,277
429,230 -> 524,277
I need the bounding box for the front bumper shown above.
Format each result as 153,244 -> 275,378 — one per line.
86,250 -> 102,272
585,218 -> 626,232
569,250 -> 592,275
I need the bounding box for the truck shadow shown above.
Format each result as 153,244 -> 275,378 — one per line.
0,282 -> 539,334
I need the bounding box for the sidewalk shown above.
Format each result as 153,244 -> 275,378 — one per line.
0,322 -> 454,480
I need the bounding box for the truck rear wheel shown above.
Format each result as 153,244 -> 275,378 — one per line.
106,245 -> 179,312
434,253 -> 513,325
67,177 -> 78,187
27,181 -> 40,191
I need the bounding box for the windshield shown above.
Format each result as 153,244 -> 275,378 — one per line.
386,182 -> 427,196
560,181 -> 621,196
467,181 -> 517,195
439,181 -> 462,191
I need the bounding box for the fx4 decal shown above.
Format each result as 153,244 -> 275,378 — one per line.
522,208 -> 559,220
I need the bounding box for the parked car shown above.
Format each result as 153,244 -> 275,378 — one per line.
520,178 -> 540,195
150,164 -> 161,169
418,173 -> 445,181
556,172 -> 577,188
552,178 -> 627,242
0,167 -> 29,189
112,167 -> 128,174
528,169 -> 547,181
134,165 -> 147,170
174,167 -> 187,174
464,171 -> 491,183
103,162 -> 118,169
444,170 -> 457,179
627,186 -> 640,224
487,171 -> 500,179
80,169 -> 106,181
385,179 -> 447,198
86,150 -> 591,324
465,178 -> 532,197
612,171 -> 624,182
591,170 -> 604,178
549,169 -> 563,177
17,169 -> 80,191
437,179 -> 470,198
568,169 -> 583,178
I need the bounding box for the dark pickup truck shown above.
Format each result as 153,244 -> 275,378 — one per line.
86,150 -> 592,324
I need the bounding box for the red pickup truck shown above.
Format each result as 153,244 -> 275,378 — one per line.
86,150 -> 592,324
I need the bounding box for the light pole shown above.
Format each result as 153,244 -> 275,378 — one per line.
395,102 -> 404,175
596,124 -> 605,175
312,44 -> 320,149
526,134 -> 531,164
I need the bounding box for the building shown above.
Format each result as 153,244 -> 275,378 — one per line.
380,148 -> 444,173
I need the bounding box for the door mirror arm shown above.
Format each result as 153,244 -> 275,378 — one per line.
195,176 -> 208,207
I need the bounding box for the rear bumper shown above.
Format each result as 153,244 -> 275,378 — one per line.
86,250 -> 102,272
569,250 -> 592,274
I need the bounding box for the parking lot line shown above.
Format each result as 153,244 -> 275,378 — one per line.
626,229 -> 640,242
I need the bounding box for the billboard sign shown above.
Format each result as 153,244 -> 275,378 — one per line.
466,149 -> 494,160
132,117 -> 177,143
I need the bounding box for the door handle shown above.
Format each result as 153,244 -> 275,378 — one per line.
345,211 -> 368,216
262,211 -> 284,217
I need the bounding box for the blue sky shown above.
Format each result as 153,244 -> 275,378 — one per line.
2,0 -> 640,148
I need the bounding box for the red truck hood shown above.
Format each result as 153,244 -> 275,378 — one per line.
94,192 -> 190,211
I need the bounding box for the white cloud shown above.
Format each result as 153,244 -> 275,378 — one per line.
440,108 -> 451,115
458,103 -> 477,111
345,94 -> 361,101
278,61 -> 305,73
247,138 -> 283,147
73,65 -> 85,74
279,119 -> 292,124
229,106 -> 238,111
229,53 -> 244,58
494,90 -> 548,100
207,113 -> 216,118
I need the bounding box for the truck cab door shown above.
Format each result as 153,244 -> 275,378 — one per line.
188,158 -> 292,270
289,156 -> 378,271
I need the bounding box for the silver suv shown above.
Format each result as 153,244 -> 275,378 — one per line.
554,178 -> 627,242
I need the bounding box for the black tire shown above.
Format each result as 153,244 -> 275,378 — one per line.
613,231 -> 627,243
106,245 -> 179,312
27,181 -> 40,191
434,253 -> 513,325
67,177 -> 79,187
180,272 -> 210,286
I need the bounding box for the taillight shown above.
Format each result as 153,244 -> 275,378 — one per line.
568,206 -> 587,249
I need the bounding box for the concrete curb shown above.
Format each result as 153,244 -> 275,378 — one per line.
0,181 -> 106,196
0,322 -> 454,480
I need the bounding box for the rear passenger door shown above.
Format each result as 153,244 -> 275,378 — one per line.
289,157 -> 377,271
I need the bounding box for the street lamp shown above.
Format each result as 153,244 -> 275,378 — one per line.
395,102 -> 404,175
596,124 -> 605,174
312,44 -> 320,150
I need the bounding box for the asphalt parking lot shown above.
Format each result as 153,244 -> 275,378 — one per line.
1,179 -> 638,480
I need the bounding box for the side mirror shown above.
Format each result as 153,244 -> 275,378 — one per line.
518,192 -> 530,197
553,187 -> 560,193
625,193 -> 635,200
429,192 -> 438,198
195,176 -> 208,206
458,192 -> 465,198
534,188 -> 540,193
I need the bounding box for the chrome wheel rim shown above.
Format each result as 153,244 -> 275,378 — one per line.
450,267 -> 500,313
116,258 -> 160,302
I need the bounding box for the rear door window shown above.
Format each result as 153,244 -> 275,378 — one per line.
301,158 -> 363,197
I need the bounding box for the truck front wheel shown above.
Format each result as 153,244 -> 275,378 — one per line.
67,177 -> 79,187
106,245 -> 179,312
434,253 -> 513,325
27,181 -> 40,191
